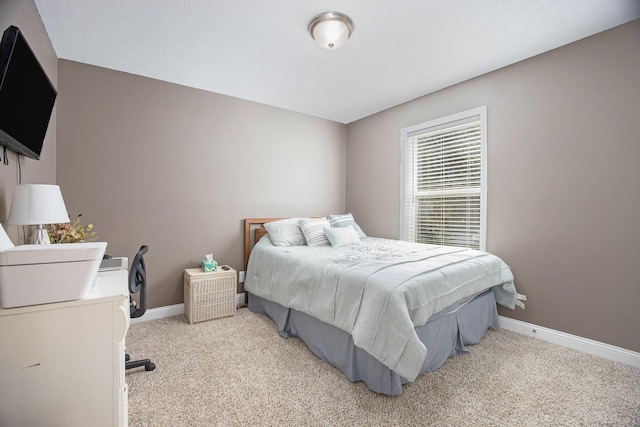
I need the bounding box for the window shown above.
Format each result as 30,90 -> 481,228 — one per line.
400,106 -> 487,250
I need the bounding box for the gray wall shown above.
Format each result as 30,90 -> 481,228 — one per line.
57,61 -> 346,308
0,0 -> 58,243
345,19 -> 640,353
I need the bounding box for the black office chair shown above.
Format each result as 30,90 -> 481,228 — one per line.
125,245 -> 156,372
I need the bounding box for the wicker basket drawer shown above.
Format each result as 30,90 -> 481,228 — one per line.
184,267 -> 236,324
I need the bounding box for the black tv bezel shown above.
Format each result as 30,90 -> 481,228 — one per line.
0,25 -> 57,161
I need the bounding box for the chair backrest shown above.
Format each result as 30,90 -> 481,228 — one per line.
129,245 -> 149,319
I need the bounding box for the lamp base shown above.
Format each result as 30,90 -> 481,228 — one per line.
32,225 -> 51,245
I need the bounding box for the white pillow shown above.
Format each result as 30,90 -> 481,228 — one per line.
263,218 -> 306,247
324,226 -> 362,248
299,217 -> 331,247
328,213 -> 366,239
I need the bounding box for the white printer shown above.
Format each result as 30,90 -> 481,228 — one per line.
0,241 -> 107,308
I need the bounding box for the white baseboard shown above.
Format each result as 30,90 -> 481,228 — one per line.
236,292 -> 246,307
129,294 -> 246,324
130,303 -> 184,324
499,316 -> 640,368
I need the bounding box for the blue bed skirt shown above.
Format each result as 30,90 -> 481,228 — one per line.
248,289 -> 498,395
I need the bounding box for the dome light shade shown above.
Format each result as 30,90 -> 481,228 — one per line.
308,12 -> 354,50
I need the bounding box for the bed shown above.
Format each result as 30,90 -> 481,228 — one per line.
243,217 -> 524,395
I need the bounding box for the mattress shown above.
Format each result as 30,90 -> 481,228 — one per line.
245,235 -> 520,382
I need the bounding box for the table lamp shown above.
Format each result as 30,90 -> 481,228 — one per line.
7,184 -> 70,244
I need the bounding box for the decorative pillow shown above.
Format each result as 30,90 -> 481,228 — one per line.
263,218 -> 306,247
328,213 -> 366,239
299,217 -> 331,247
324,226 -> 362,248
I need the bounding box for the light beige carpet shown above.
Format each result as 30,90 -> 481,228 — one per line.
125,308 -> 639,426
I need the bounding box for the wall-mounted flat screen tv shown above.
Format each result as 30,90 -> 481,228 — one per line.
0,25 -> 57,160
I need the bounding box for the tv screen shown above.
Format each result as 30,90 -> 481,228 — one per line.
0,25 -> 57,160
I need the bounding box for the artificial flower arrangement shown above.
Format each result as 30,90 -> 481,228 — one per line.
47,214 -> 97,244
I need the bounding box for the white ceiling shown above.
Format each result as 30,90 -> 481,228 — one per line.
34,0 -> 640,124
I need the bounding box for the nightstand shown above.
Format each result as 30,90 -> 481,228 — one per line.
184,267 -> 237,324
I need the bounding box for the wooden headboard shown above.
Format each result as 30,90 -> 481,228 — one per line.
244,218 -> 285,270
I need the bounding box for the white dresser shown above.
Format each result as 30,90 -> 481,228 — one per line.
0,267 -> 130,426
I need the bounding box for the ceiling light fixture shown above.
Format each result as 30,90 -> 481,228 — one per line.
308,12 -> 355,50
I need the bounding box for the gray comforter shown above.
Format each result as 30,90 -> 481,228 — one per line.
245,236 -> 522,382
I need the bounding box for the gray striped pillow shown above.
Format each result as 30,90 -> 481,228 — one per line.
299,217 -> 331,247
328,213 -> 366,239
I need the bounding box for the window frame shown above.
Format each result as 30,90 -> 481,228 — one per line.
400,106 -> 487,251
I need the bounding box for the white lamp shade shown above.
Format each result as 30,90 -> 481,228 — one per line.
7,184 -> 70,226
313,19 -> 351,50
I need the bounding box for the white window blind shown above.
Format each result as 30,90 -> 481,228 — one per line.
400,107 -> 487,250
